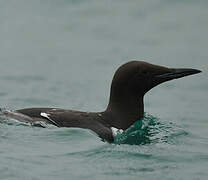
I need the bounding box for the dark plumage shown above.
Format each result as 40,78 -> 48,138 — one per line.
3,61 -> 201,142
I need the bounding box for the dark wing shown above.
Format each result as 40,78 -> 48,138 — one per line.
17,108 -> 58,118
16,108 -> 65,126
17,107 -> 92,127
43,110 -> 114,142
16,108 -> 114,142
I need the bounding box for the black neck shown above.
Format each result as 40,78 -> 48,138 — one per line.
104,96 -> 144,130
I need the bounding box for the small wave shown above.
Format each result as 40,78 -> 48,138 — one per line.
114,113 -> 188,145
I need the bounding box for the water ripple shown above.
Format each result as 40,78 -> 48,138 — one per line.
114,113 -> 188,145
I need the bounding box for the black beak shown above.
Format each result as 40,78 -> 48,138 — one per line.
156,68 -> 202,82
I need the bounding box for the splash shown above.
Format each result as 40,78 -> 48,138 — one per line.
113,113 -> 187,145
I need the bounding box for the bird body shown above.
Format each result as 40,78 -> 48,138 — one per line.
2,61 -> 201,142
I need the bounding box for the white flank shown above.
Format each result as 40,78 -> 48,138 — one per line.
111,127 -> 124,137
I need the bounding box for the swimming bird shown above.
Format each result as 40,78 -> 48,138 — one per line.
2,61 -> 201,142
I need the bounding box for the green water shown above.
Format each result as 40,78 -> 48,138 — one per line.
0,0 -> 207,179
